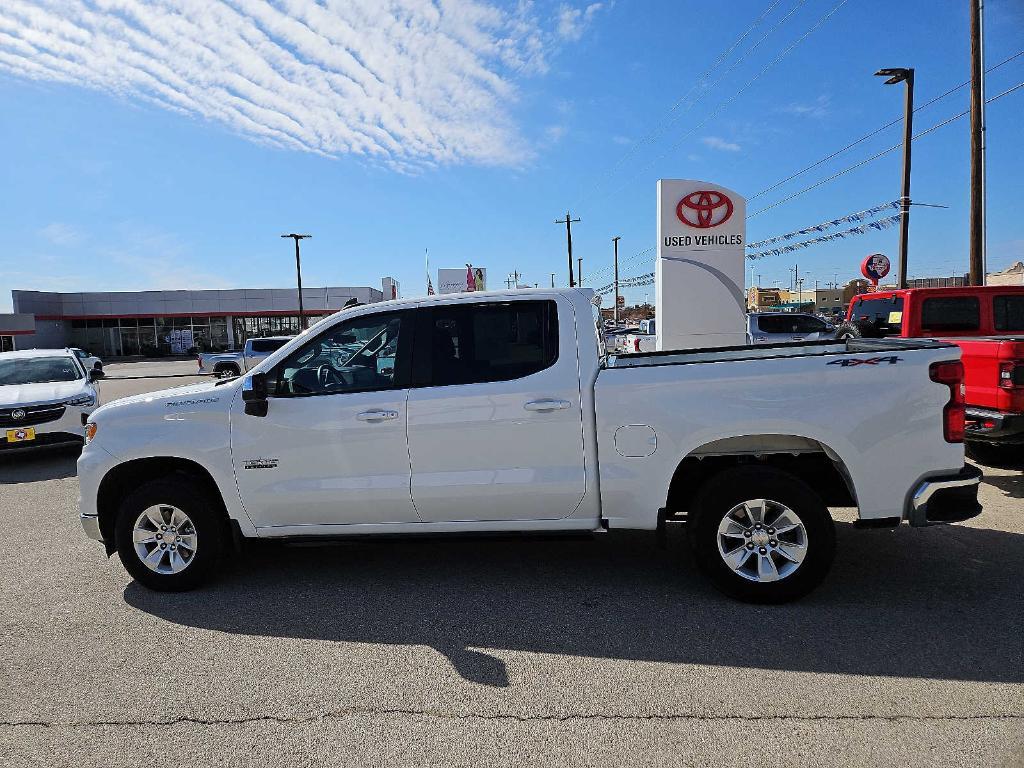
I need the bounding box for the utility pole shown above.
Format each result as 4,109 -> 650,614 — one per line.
969,0 -> 987,285
280,233 -> 311,330
612,236 -> 621,325
555,211 -> 580,287
577,257 -> 583,286
550,272 -> 556,288
875,67 -> 914,288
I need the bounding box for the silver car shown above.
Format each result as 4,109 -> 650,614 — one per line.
747,312 -> 835,344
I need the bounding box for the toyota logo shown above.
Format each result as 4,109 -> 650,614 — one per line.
676,190 -> 734,229
11,409 -> 26,421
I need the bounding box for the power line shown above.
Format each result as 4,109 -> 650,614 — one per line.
748,79 -> 1024,218
592,0 -> 850,207
749,49 -> 1023,202
578,0 -> 792,205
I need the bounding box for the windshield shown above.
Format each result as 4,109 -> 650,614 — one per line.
0,357 -> 83,385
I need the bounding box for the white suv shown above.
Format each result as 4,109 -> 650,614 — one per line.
0,349 -> 102,452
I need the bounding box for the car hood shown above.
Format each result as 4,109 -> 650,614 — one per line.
92,379 -> 233,417
0,380 -> 90,406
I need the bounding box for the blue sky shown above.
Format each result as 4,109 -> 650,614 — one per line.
1,0 -> 1023,311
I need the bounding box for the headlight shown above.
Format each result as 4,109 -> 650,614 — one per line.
85,422 -> 98,443
66,393 -> 97,407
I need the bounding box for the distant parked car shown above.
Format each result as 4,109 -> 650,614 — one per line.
747,313 -> 835,344
198,336 -> 292,378
0,348 -> 102,452
71,347 -> 103,372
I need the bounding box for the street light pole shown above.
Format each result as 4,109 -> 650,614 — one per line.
612,236 -> 621,325
875,67 -> 914,289
281,233 -> 311,331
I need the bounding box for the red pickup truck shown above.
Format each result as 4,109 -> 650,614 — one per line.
837,285 -> 1024,463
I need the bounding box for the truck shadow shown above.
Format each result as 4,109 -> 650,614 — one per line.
0,448 -> 79,483
124,523 -> 1024,688
983,472 -> 1024,500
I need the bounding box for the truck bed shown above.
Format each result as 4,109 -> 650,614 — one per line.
607,337 -> 957,369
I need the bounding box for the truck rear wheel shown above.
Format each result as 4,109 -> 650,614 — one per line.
689,467 -> 835,603
834,320 -> 877,340
215,363 -> 240,378
114,478 -> 224,592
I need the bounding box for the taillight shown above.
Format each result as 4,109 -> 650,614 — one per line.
634,338 -> 641,352
998,361 -> 1024,389
930,360 -> 965,443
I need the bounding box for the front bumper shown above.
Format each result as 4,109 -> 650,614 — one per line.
965,407 -> 1024,444
0,401 -> 92,452
81,514 -> 103,542
906,464 -> 983,527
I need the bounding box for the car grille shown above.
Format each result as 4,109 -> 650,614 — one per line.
0,403 -> 67,427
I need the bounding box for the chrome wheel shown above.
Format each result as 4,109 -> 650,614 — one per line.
132,505 -> 198,574
716,498 -> 808,583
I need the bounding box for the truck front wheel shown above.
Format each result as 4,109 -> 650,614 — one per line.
689,467 -> 836,603
114,478 -> 225,592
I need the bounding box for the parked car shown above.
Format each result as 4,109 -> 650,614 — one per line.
197,336 -> 292,378
1,349 -> 103,452
604,326 -> 639,354
79,288 -> 980,602
70,347 -> 103,373
624,318 -> 657,353
836,285 -> 1024,463
747,313 -> 836,344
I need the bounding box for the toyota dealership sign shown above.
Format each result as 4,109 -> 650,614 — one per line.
656,179 -> 747,351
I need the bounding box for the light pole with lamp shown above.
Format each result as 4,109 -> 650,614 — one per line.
875,67 -> 914,289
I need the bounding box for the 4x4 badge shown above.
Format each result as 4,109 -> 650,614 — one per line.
828,356 -> 902,367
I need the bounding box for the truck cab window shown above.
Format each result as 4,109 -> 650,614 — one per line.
275,314 -> 405,395
851,297 -> 904,336
423,301 -> 558,387
920,297 -> 980,332
994,296 -> 1024,331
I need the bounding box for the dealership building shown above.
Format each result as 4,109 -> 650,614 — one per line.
1,278 -> 399,356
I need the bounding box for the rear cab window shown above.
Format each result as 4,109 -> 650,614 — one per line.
920,297 -> 980,333
249,338 -> 288,354
416,300 -> 559,387
993,295 -> 1024,331
850,296 -> 905,336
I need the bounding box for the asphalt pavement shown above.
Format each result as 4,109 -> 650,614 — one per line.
1,360 -> 1021,766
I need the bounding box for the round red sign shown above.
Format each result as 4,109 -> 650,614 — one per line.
676,190 -> 734,229
861,253 -> 890,282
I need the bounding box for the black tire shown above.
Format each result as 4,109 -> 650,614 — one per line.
93,363 -> 103,372
215,364 -> 240,379
114,477 -> 225,591
834,320 -> 877,340
689,466 -> 836,603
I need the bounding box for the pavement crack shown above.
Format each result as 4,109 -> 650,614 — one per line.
2,710 -> 1022,728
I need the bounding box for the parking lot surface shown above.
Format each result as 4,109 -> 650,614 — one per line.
1,361 -> 1021,766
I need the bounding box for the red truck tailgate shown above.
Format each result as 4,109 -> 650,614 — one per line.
957,338 -> 1024,412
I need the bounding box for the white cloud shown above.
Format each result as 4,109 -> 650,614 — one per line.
611,134 -> 631,145
701,136 -> 741,152
544,124 -> 567,142
556,2 -> 604,42
39,222 -> 82,246
0,0 -> 600,169
781,95 -> 831,119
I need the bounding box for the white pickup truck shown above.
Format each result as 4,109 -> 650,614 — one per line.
79,288 -> 981,602
197,336 -> 292,378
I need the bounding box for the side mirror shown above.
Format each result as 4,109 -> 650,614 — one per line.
89,368 -> 105,381
242,373 -> 269,417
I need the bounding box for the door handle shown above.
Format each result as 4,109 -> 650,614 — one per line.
523,399 -> 571,412
356,409 -> 399,422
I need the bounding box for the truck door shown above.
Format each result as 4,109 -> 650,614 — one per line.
406,297 -> 587,522
231,310 -> 418,529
